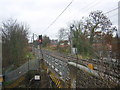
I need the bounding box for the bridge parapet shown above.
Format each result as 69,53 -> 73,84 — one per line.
43,53 -> 70,82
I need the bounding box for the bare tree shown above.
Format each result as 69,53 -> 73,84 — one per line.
84,10 -> 114,44
2,18 -> 29,69
58,28 -> 68,41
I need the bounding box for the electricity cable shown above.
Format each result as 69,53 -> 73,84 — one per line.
104,6 -> 120,14
43,0 -> 118,38
41,0 -> 74,34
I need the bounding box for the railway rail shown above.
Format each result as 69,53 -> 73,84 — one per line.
42,49 -> 120,80
34,48 -> 119,87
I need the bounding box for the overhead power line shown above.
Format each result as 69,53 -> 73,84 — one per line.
42,0 -> 74,33
105,6 -> 120,14
64,0 -> 100,22
41,1 -> 118,37
84,0 -> 102,12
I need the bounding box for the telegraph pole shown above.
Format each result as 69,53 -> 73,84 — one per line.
33,33 -> 34,48
70,25 -> 74,54
32,33 -> 35,54
33,33 -> 34,42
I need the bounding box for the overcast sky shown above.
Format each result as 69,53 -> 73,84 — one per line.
0,0 -> 119,40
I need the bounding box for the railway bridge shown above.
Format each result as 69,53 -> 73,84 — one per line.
34,48 -> 119,88
3,47 -> 119,88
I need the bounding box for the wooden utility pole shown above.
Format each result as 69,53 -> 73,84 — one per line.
70,25 -> 74,54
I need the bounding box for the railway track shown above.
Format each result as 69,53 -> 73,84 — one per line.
34,48 -> 119,87
42,49 -> 120,81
